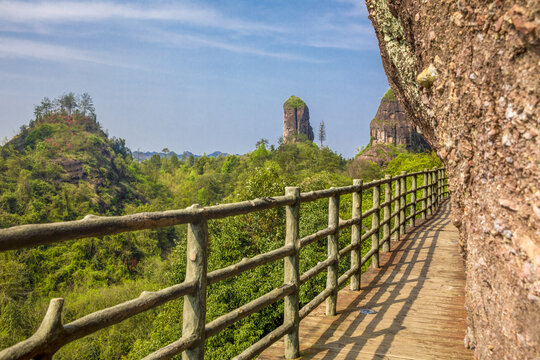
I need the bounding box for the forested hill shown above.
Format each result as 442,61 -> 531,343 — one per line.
0,94 -> 442,359
1,99 -> 140,227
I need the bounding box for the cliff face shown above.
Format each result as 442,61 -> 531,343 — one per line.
366,1 -> 539,358
283,95 -> 314,142
371,90 -> 431,152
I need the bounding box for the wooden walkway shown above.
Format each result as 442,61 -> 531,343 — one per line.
260,200 -> 472,360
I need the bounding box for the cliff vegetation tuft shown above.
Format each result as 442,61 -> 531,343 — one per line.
284,95 -> 306,109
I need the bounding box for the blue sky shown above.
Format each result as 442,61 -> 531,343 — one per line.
0,0 -> 389,158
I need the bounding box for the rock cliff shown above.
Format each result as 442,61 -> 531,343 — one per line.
370,89 -> 431,152
283,95 -> 314,142
366,0 -> 539,358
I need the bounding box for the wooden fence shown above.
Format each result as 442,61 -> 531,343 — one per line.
0,168 -> 449,360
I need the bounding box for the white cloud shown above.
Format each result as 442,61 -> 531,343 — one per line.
334,0 -> 368,17
0,1 -> 284,33
303,38 -> 375,51
0,0 -> 374,70
137,29 -> 323,63
294,20 -> 376,51
275,6 -> 376,52
0,37 -> 134,67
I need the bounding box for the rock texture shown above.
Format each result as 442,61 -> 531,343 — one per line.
370,89 -> 431,152
283,95 -> 314,142
366,1 -> 539,358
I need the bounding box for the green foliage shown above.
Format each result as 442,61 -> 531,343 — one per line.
347,159 -> 383,181
248,143 -> 271,168
273,141 -> 346,182
221,155 -> 239,174
356,143 -> 370,156
25,124 -> 56,148
385,151 -> 443,175
318,120 -> 326,147
382,88 -> 396,101
0,98 -> 351,358
284,95 -> 306,109
0,93 -> 443,359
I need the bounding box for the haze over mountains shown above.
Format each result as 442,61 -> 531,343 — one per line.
132,150 -> 229,161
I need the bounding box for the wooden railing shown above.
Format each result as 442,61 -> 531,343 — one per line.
0,168 -> 449,360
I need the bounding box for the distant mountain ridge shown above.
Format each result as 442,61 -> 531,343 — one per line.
132,150 -> 229,161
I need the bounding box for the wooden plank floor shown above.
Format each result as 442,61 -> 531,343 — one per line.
259,200 -> 473,360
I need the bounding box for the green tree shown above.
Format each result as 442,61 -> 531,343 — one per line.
33,97 -> 54,120
221,155 -> 239,174
168,153 -> 180,168
318,120 -> 326,148
57,92 -> 78,116
255,139 -> 269,148
250,143 -> 270,168
79,93 -> 95,116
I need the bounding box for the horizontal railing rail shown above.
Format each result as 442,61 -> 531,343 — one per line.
0,167 -> 449,360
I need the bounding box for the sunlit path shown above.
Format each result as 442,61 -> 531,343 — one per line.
260,200 -> 472,359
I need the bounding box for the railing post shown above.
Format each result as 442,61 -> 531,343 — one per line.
399,171 -> 406,235
427,170 -> 432,216
434,168 -> 439,210
182,205 -> 208,360
422,169 -> 428,219
433,168 -> 438,210
409,174 -> 417,228
443,169 -> 447,198
284,187 -> 300,359
326,192 -> 339,316
382,175 -> 391,253
351,179 -> 362,291
431,169 -> 437,214
439,168 -> 443,201
371,183 -> 380,268
394,176 -> 401,240
441,169 -> 445,198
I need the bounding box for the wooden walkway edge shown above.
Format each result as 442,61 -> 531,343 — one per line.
260,200 -> 473,359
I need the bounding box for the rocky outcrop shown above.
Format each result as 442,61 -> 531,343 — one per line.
283,95 -> 314,142
366,1 -> 539,358
355,143 -> 406,167
370,89 -> 431,152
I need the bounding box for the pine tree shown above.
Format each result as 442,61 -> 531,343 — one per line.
318,120 -> 326,148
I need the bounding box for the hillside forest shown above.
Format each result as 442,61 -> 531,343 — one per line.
0,94 -> 442,359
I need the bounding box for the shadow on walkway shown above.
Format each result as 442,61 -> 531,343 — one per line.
260,200 -> 472,359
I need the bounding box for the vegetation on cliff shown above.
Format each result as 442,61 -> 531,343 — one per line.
0,95 -> 442,359
382,88 -> 396,101
348,143 -> 441,181
284,95 -> 306,109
